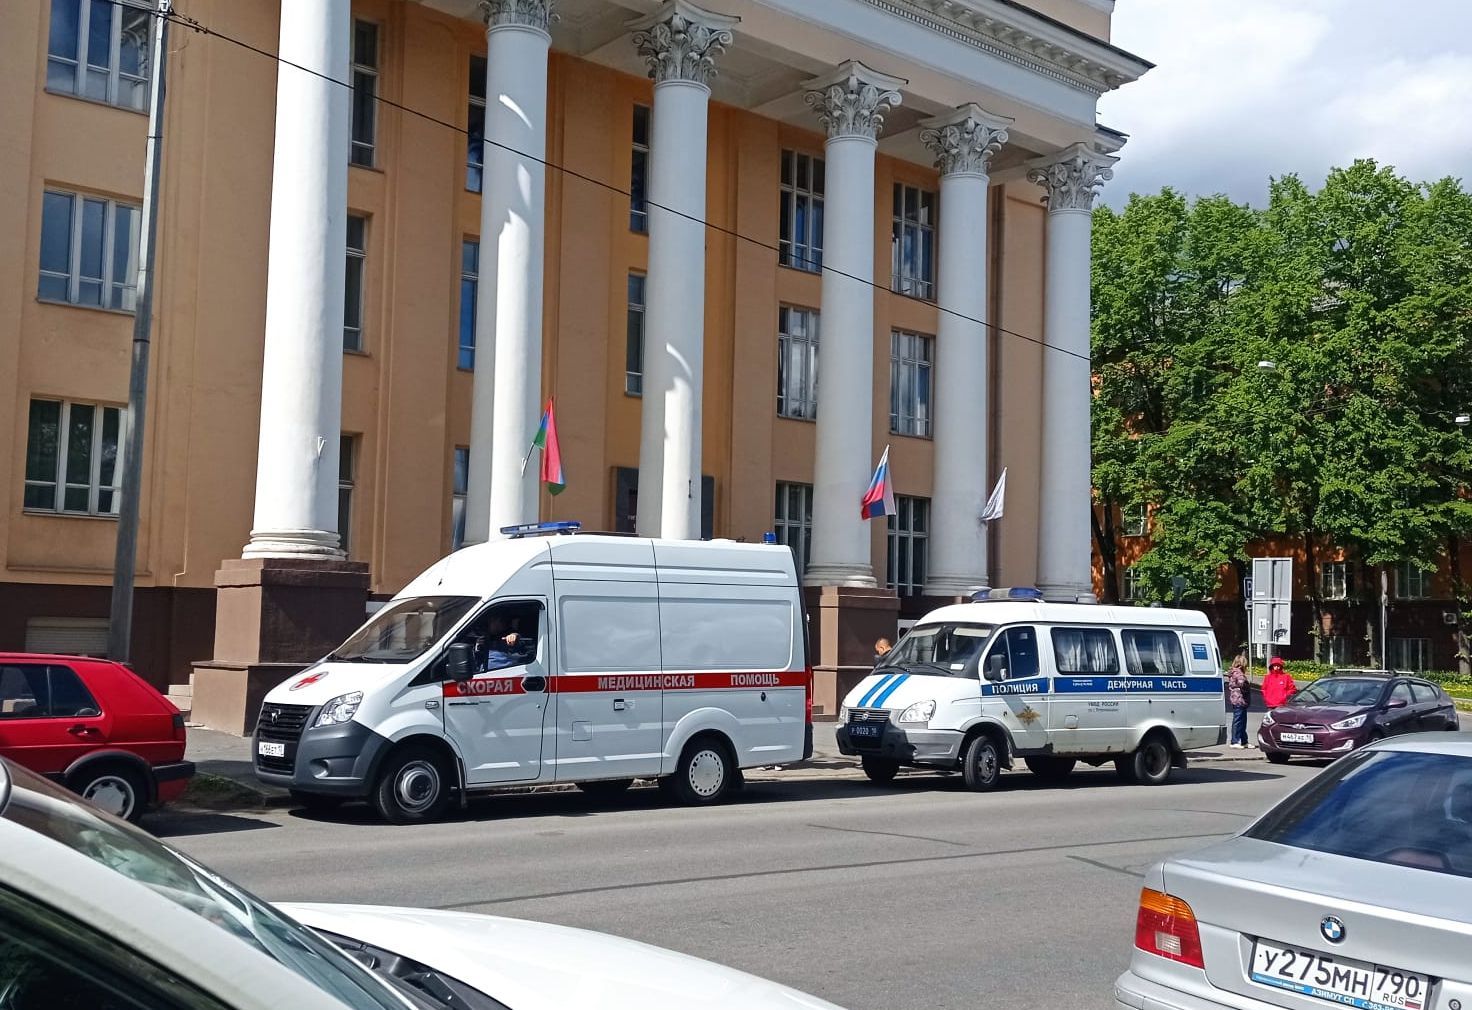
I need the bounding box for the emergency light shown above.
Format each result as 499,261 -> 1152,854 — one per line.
970,586 -> 1045,602
500,521 -> 582,538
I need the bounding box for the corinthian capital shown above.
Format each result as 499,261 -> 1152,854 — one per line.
803,60 -> 906,142
919,104 -> 1013,178
628,1 -> 740,87
1026,142 -> 1118,212
480,0 -> 556,34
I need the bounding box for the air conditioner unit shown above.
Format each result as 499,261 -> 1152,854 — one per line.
1445,611 -> 1459,626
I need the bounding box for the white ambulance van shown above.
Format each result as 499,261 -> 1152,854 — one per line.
836,589 -> 1226,789
254,524 -> 813,822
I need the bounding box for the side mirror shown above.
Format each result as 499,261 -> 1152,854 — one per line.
521,674 -> 547,693
445,643 -> 473,681
1387,697 -> 1408,710
984,654 -> 1007,683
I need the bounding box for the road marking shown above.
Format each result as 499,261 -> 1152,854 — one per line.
1066,854 -> 1145,879
808,822 -> 972,848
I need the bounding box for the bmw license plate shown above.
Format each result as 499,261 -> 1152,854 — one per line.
258,741 -> 286,758
1251,939 -> 1428,1010
848,722 -> 884,742
1281,732 -> 1315,744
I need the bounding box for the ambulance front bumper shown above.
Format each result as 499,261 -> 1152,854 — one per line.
835,722 -> 964,765
254,719 -> 393,797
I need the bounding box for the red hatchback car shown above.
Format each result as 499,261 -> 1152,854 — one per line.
0,653 -> 193,821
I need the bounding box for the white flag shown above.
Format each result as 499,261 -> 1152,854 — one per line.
979,468 -> 1007,523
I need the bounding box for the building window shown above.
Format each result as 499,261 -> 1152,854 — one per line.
38,190 -> 140,310
630,104 -> 650,233
777,306 -> 819,420
1387,637 -> 1431,673
338,435 -> 356,554
614,468 -> 715,538
1319,561 -> 1351,601
344,215 -> 366,352
458,239 -> 478,370
892,184 -> 936,300
467,54 -> 486,192
350,20 -> 379,167
778,150 -> 824,272
774,482 -> 813,580
24,399 -> 124,516
46,0 -> 151,111
626,273 -> 646,395
887,496 -> 930,597
1123,503 -> 1148,538
1316,635 -> 1352,666
1395,561 -> 1430,600
890,330 -> 934,437
451,445 -> 469,550
1123,566 -> 1142,602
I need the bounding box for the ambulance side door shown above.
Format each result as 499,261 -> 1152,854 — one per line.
979,626 -> 1050,751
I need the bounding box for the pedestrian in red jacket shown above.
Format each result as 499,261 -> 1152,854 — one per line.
1261,657 -> 1297,708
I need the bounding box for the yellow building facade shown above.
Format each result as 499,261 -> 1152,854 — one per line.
1,0 -> 1147,720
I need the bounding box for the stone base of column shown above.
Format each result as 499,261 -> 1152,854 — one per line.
802,563 -> 877,589
922,574 -> 990,597
1038,581 -> 1098,604
191,557 -> 370,734
805,585 -> 899,717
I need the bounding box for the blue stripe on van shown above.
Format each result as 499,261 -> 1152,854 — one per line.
857,674 -> 894,707
1050,676 -> 1224,694
872,673 -> 910,707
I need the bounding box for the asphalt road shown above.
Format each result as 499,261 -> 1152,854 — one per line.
159,759 -> 1321,1010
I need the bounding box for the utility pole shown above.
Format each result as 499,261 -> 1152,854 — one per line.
108,1 -> 170,663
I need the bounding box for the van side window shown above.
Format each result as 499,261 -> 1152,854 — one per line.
1122,629 -> 1186,677
985,627 -> 1039,680
1051,628 -> 1120,675
452,601 -> 543,674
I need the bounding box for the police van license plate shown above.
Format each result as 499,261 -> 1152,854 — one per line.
1280,732 -> 1315,744
258,741 -> 286,758
1251,939 -> 1427,1010
848,722 -> 883,741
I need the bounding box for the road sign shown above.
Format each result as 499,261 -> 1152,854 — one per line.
1250,558 -> 1293,648
1243,577 -> 1253,611
1251,557 -> 1293,602
1251,600 -> 1292,646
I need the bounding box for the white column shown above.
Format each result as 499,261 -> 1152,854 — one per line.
1028,143 -> 1117,602
464,0 -> 553,544
243,0 -> 351,559
920,105 -> 1012,596
630,1 -> 738,540
802,61 -> 904,587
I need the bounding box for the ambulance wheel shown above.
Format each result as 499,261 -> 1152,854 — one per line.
1024,756 -> 1076,782
961,734 -> 1004,792
289,790 -> 344,815
1127,735 -> 1174,786
672,736 -> 734,805
577,779 -> 634,797
861,756 -> 899,784
373,746 -> 451,824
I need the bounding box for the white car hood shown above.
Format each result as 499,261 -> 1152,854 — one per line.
842,669 -> 953,713
284,903 -> 846,1010
261,662 -> 412,707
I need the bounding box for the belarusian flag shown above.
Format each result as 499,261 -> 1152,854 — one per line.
524,399 -> 565,496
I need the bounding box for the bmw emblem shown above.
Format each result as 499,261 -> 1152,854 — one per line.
1320,916 -> 1346,944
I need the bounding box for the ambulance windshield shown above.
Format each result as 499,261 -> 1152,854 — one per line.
882,623 -> 994,677
330,595 -> 477,664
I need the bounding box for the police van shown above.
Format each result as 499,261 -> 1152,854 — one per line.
254,523 -> 812,822
836,589 -> 1226,789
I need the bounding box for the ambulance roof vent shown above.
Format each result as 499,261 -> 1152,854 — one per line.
500,521 -> 582,539
970,586 -> 1045,603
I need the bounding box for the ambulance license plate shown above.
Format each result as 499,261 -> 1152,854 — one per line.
1280,732 -> 1315,744
258,741 -> 286,758
1251,939 -> 1427,1010
848,722 -> 883,741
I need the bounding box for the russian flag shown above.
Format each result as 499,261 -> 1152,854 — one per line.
860,445 -> 896,520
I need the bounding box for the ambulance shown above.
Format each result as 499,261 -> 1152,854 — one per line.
254,523 -> 813,822
836,589 -> 1227,789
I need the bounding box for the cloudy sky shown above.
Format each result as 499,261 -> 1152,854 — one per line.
1096,0 -> 1472,206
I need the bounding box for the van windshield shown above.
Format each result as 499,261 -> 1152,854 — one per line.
329,596 -> 477,663
881,623 -> 995,677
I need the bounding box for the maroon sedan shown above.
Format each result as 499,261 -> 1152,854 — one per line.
1258,672 -> 1460,763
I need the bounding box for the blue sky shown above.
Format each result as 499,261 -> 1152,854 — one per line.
1096,0 -> 1472,205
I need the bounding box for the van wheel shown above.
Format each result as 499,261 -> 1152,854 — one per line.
861,756 -> 899,784
961,734 -> 1004,792
673,737 -> 734,805
1024,756 -> 1076,782
289,790 -> 345,815
577,779 -> 634,798
373,746 -> 451,824
72,764 -> 146,822
1128,735 -> 1175,786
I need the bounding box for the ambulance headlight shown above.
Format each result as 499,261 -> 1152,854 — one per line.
898,699 -> 936,725
314,692 -> 364,728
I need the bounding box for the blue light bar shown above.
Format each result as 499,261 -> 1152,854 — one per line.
499,521 -> 582,539
762,531 -> 778,544
970,586 -> 1045,603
